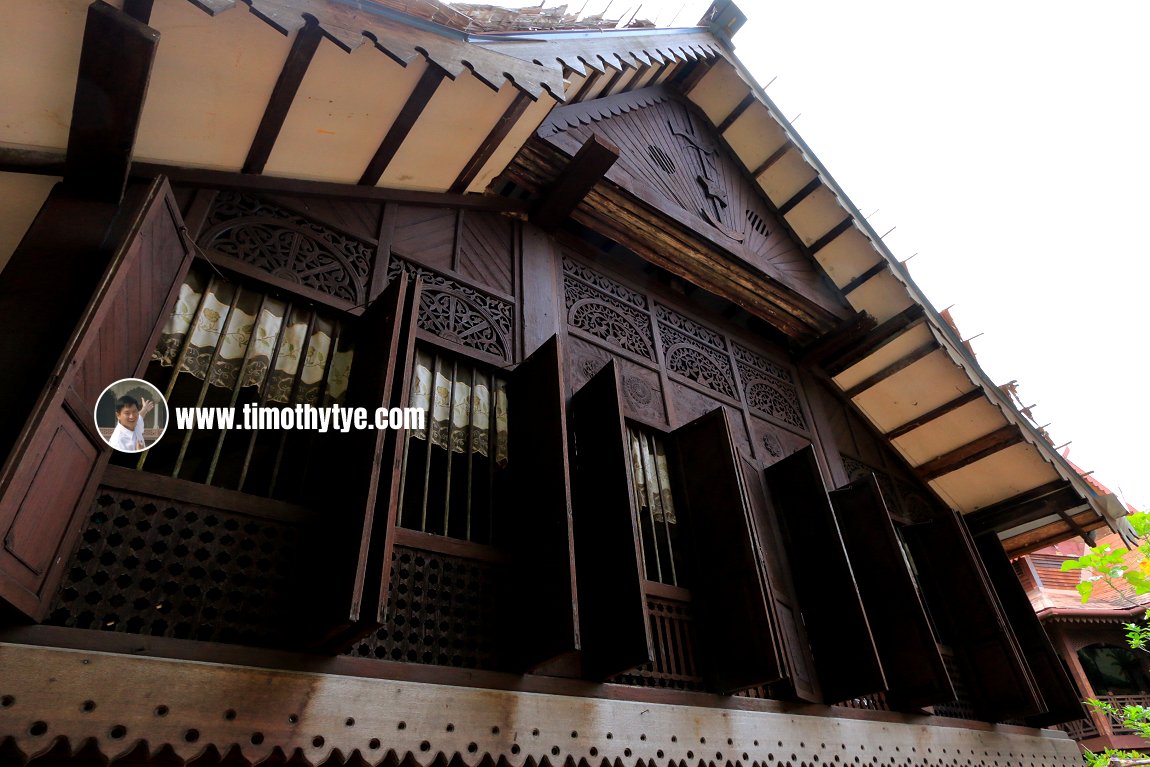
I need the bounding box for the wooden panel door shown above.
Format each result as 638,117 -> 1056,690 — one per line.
673,407 -> 783,694
0,177 -> 194,619
763,447 -> 886,704
504,334 -> 580,669
739,452 -> 820,702
302,274 -> 421,651
974,532 -> 1085,726
570,360 -> 652,679
903,511 -> 1042,721
830,475 -> 953,709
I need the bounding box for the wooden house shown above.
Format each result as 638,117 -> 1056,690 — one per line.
0,1 -> 1133,764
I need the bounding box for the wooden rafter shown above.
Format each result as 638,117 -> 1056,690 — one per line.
777,177 -> 821,216
914,425 -> 1025,482
840,260 -> 889,295
533,134 -> 620,230
122,0 -> 154,23
359,63 -> 447,186
808,217 -> 854,255
64,1 -> 159,203
449,90 -> 534,194
842,340 -> 940,399
717,93 -> 756,133
822,304 -> 925,376
243,19 -> 325,175
884,388 -> 985,440
966,481 -> 1081,537
752,142 -> 792,178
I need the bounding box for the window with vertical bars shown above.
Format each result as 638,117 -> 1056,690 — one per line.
397,346 -> 510,545
627,426 -> 689,587
121,266 -> 355,500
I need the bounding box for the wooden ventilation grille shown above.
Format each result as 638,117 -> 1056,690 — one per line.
46,485 -> 305,646
611,594 -> 704,690
932,647 -> 979,720
647,145 -> 676,174
347,545 -> 504,670
744,209 -> 770,237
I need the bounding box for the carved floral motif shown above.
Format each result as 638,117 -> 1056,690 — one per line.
564,264 -> 656,360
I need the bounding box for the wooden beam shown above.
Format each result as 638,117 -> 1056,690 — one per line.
966,481 -> 1081,537
449,90 -> 534,194
532,134 -> 620,230
596,65 -> 629,98
752,142 -> 792,178
840,261 -> 889,295
132,162 -> 529,213
571,69 -> 604,102
619,62 -> 652,93
914,425 -> 1025,482
798,312 -> 877,366
823,304 -> 926,376
243,19 -> 324,175
842,340 -> 940,398
359,63 -> 446,186
777,177 -> 821,216
808,217 -> 854,255
884,389 -> 985,440
717,93 -> 756,133
63,1 -> 159,203
122,0 -> 154,23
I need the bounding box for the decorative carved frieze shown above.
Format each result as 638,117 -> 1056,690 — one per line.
563,257 -> 655,361
732,342 -> 807,432
200,192 -> 373,306
388,257 -> 514,361
656,305 -> 736,400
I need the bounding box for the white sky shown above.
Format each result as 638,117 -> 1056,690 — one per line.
539,0 -> 1150,510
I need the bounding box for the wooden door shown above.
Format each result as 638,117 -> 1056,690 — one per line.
0,177 -> 193,619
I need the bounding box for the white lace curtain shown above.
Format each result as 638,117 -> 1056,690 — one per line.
153,270 -> 354,405
408,348 -> 509,467
628,426 -> 677,524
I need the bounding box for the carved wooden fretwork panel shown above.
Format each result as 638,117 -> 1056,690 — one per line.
840,457 -> 934,525
388,257 -> 513,361
566,335 -> 666,425
611,596 -> 704,691
199,192 -> 373,306
563,256 -> 656,360
45,485 -> 306,647
732,341 -> 807,432
347,545 -> 503,671
656,304 -> 736,399
541,90 -> 821,290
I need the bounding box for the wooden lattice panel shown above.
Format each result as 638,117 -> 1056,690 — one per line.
612,596 -> 704,691
347,545 -> 503,670
44,486 -> 306,647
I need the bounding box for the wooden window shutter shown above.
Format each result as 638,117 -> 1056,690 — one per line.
570,360 -> 652,678
301,274 -> 422,652
673,407 -> 783,694
503,335 -> 580,669
0,177 -> 194,620
974,532 -> 1084,726
829,475 -> 953,709
902,511 -> 1042,721
738,451 -> 820,702
763,446 -> 886,704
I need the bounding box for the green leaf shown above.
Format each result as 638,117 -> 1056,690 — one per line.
1077,581 -> 1095,603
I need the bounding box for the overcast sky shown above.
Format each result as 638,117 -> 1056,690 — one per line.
545,1 -> 1150,510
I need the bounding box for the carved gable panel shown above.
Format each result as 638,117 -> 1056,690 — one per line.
540,90 -> 826,298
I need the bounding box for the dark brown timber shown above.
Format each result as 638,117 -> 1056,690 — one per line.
884,389 -> 984,440
450,90 -> 535,194
914,425 -> 1025,481
842,340 -> 940,398
359,63 -> 447,186
822,304 -> 926,377
532,134 -> 620,230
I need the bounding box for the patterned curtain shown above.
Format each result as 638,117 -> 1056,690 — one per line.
153,269 -> 354,405
628,426 -> 676,524
409,348 -> 509,466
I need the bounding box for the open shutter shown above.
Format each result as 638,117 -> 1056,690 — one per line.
570,360 -> 652,678
763,447 -> 886,704
829,475 -> 953,709
673,407 -> 783,694
503,335 -> 580,669
0,177 -> 193,619
302,274 -> 421,651
974,532 -> 1084,726
738,452 -> 820,702
902,511 -> 1042,721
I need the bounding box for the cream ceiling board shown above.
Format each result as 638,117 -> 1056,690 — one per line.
685,59 -> 745,123
464,92 -> 556,193
0,1 -> 87,152
843,271 -> 916,323
852,351 -> 977,429
264,42 -> 424,183
564,71 -> 588,101
813,228 -> 880,286
831,324 -> 936,390
724,104 -> 786,170
892,398 -> 1010,465
0,172 -> 57,274
379,73 -> 518,192
629,62 -> 663,91
931,443 -> 1062,512
603,63 -> 642,96
757,150 -> 817,206
784,186 -> 844,246
577,63 -> 618,102
651,61 -> 683,87
134,0 -> 293,170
